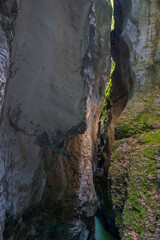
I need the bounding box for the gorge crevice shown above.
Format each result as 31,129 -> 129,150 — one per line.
104,0 -> 136,172
94,0 -> 137,238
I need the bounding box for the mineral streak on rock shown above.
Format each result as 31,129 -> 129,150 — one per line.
0,0 -> 112,239
0,18 -> 9,114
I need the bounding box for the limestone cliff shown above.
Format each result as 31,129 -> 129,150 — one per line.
0,0 -> 112,239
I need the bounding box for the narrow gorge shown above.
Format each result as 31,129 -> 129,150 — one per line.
0,0 -> 159,240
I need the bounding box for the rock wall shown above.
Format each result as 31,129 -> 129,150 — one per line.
96,0 -> 160,239
0,0 -> 112,239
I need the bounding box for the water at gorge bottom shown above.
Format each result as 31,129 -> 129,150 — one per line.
95,217 -> 116,240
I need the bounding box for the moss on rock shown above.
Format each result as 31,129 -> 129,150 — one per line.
108,87 -> 160,239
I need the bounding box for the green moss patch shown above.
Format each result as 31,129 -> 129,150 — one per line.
115,88 -> 160,139
108,87 -> 160,239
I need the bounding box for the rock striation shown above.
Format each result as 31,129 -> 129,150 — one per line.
0,0 -> 112,239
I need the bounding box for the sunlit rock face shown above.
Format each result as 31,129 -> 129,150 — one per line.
127,0 -> 160,91
96,0 -> 160,239
0,0 -> 112,239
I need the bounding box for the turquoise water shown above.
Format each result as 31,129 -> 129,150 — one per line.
95,217 -> 116,240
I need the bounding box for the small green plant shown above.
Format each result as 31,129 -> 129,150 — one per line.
101,61 -> 115,131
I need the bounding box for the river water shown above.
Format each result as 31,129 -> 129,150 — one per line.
95,217 -> 116,240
